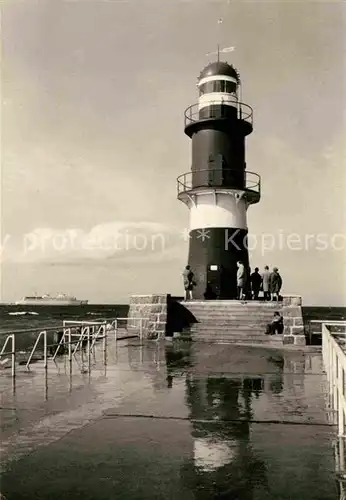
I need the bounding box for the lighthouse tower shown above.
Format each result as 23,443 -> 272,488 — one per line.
177,60 -> 261,299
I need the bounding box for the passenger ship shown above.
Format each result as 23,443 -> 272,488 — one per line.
15,294 -> 88,306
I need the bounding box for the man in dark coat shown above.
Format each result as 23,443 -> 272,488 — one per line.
269,267 -> 282,301
250,267 -> 262,300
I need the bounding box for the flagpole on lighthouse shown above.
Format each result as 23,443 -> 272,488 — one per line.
206,18 -> 236,60
217,18 -> 222,62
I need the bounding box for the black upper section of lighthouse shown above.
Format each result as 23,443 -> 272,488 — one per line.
182,61 -> 255,193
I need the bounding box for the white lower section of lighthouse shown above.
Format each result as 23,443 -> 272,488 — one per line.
185,191 -> 248,231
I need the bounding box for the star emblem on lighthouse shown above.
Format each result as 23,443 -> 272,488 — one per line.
180,228 -> 191,242
196,229 -> 210,242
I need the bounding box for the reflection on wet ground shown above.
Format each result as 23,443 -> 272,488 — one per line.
0,339 -> 339,499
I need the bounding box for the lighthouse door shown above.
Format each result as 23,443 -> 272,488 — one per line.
206,264 -> 221,299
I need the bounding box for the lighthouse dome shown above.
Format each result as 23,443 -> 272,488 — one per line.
199,61 -> 239,81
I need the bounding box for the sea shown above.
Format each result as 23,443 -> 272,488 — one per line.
0,303 -> 345,351
0,304 -> 129,352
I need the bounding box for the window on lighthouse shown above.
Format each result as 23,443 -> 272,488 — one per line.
225,81 -> 237,94
199,80 -> 237,96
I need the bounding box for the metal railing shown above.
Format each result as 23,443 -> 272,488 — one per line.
184,101 -> 253,128
322,321 -> 346,436
0,317 -> 149,378
115,317 -> 149,343
177,169 -> 261,197
0,334 -> 16,377
322,321 -> 346,488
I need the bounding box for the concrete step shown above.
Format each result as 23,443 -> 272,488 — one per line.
191,336 -> 283,345
183,312 -> 279,324
184,309 -> 282,317
189,321 -> 267,331
185,310 -> 277,316
190,326 -> 265,335
182,300 -> 280,304
190,330 -> 280,338
188,317 -> 275,324
184,309 -> 283,316
182,301 -> 282,307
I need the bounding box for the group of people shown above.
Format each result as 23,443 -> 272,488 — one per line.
237,262 -> 283,302
182,263 -> 283,302
182,263 -> 284,336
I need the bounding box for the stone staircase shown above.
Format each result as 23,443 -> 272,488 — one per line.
179,300 -> 285,345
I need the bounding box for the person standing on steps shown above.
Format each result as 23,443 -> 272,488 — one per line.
261,265 -> 271,301
250,267 -> 262,300
236,261 -> 246,300
182,265 -> 196,301
269,267 -> 283,301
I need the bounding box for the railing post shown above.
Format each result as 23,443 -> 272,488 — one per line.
43,331 -> 47,370
338,358 -> 345,437
140,318 -> 143,344
339,437 -> 346,475
68,327 -> 72,370
26,331 -> 44,370
103,324 -> 107,367
12,334 -> 16,379
334,349 -> 339,411
114,319 -> 118,342
87,326 -> 91,373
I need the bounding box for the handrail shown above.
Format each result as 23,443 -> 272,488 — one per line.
184,101 -> 253,127
72,325 -> 89,355
0,325 -> 72,336
177,169 -> 261,196
0,334 -> 15,377
311,320 -> 346,325
26,330 -> 47,370
322,321 -> 346,441
90,322 -> 107,349
116,316 -> 151,343
0,316 -> 151,378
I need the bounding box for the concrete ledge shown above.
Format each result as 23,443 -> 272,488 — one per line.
128,294 -> 169,340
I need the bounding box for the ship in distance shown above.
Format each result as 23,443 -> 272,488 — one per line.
15,294 -> 88,306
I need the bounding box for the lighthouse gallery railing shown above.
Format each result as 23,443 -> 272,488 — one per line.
184,101 -> 253,128
177,169 -> 261,197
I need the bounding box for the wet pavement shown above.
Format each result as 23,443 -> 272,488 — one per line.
0,339 -> 339,499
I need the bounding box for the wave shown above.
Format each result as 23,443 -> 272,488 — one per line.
8,311 -> 39,316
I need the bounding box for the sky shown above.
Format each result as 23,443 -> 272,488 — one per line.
1,0 -> 345,305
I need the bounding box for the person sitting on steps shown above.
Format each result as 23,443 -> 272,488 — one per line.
265,312 -> 284,335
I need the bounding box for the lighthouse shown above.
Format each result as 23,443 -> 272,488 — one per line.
177,60 -> 261,300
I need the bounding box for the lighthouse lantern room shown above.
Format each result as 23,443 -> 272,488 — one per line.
177,60 -> 261,299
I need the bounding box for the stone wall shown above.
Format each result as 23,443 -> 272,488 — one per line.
127,294 -> 168,340
281,295 -> 306,346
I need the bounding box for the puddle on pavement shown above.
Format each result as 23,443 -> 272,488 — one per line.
0,341 -> 339,499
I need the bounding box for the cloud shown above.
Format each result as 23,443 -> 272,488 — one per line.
1,221 -> 187,265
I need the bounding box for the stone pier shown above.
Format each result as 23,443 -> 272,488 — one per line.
127,294 -> 168,340
282,295 -> 306,346
127,294 -> 306,347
